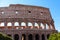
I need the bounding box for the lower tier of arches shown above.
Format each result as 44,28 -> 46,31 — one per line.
0,29 -> 57,40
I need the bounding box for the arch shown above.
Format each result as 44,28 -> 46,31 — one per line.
14,34 -> 19,40
35,34 -> 39,40
40,23 -> 44,29
34,23 -> 39,26
28,34 -> 33,40
7,34 -> 11,37
46,24 -> 49,29
21,22 -> 26,26
22,34 -> 26,40
50,24 -> 53,29
14,22 -> 19,26
0,22 -> 5,26
7,22 -> 12,26
34,23 -> 39,29
42,34 -> 45,40
28,22 -> 33,26
47,34 -> 50,39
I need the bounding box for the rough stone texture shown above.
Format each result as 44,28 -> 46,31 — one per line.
0,4 -> 57,40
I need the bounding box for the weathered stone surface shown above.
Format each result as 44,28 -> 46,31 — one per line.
0,4 -> 57,40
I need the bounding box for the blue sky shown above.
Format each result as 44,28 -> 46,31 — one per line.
0,0 -> 60,31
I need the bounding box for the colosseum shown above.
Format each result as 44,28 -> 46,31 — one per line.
0,4 -> 57,40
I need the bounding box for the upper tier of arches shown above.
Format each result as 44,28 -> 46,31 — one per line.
0,22 -> 55,30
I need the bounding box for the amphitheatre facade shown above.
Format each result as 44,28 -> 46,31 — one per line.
0,4 -> 57,40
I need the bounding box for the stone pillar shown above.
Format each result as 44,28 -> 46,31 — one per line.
5,22 -> 7,26
0,22 -> 1,26
26,34 -> 28,40
33,34 -> 35,40
12,34 -> 14,40
48,24 -> 51,30
5,22 -> 7,29
44,23 -> 46,30
12,22 -> 14,29
26,22 -> 28,29
40,23 -> 42,29
32,22 -> 35,29
19,22 -> 21,29
12,22 -> 14,26
19,22 -> 21,26
40,34 -> 42,40
38,22 -> 40,29
19,33 -> 22,40
52,23 -> 55,30
0,22 -> 1,29
0,22 -> 1,25
45,34 -> 47,40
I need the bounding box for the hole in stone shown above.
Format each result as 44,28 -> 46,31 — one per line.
16,11 -> 18,14
2,12 -> 4,14
41,12 -> 43,13
40,12 -> 43,15
28,11 -> 31,13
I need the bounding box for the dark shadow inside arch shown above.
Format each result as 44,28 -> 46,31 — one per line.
35,34 -> 40,40
47,34 -> 50,39
7,34 -> 11,37
28,34 -> 33,40
35,34 -> 39,40
22,34 -> 26,40
14,34 -> 19,40
42,34 -> 45,40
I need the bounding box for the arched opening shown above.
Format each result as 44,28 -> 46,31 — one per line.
35,34 -> 39,40
22,34 -> 26,40
28,22 -> 33,26
47,34 -> 50,39
7,34 -> 11,37
41,23 -> 44,29
7,22 -> 12,26
14,34 -> 19,40
0,22 -> 5,26
21,22 -> 26,26
34,23 -> 39,29
42,34 -> 45,40
50,24 -> 53,29
46,24 -> 49,29
14,22 -> 19,26
28,34 -> 33,40
28,22 -> 33,29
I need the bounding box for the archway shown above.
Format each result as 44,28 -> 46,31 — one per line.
50,24 -> 53,29
28,22 -> 33,29
47,34 -> 50,39
7,34 -> 11,37
46,24 -> 49,29
7,22 -> 12,26
14,22 -> 19,26
42,34 -> 45,40
35,34 -> 39,40
22,34 -> 26,40
28,34 -> 33,40
14,34 -> 19,40
34,23 -> 39,29
0,22 -> 5,26
21,22 -> 26,26
40,23 -> 44,29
